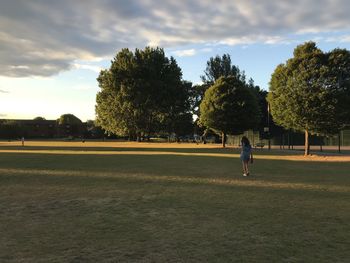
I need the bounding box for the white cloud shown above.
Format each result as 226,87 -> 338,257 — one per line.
10,65 -> 29,69
325,35 -> 350,43
73,63 -> 103,73
172,49 -> 197,57
1,0 -> 350,77
200,48 -> 213,53
339,36 -> 350,43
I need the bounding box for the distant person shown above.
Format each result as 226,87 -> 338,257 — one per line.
21,137 -> 24,147
240,136 -> 253,176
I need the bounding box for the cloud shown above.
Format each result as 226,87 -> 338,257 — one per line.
172,49 -> 197,57
200,48 -> 213,53
0,89 -> 9,93
73,63 -> 103,73
325,35 -> 350,43
1,0 -> 350,77
0,114 -> 7,117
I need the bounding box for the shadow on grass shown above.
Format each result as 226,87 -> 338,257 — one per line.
0,144 -> 301,156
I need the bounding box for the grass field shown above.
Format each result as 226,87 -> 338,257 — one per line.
0,141 -> 349,262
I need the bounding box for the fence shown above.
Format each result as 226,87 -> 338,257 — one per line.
227,129 -> 350,147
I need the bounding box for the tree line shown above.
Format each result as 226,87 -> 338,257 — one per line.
95,48 -> 267,147
0,114 -> 104,139
95,42 -> 350,154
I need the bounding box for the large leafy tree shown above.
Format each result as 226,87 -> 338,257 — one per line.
191,54 -> 247,116
199,76 -> 260,147
247,78 -> 270,131
268,41 -> 350,155
57,114 -> 82,125
166,80 -> 193,137
326,48 -> 350,129
96,47 -> 190,141
192,54 -> 248,141
57,114 -> 83,137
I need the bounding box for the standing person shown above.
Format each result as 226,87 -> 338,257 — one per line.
240,136 -> 253,176
21,136 -> 24,147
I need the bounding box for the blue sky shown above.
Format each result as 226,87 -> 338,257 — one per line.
1,0 -> 350,121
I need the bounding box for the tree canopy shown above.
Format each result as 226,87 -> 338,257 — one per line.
199,76 -> 260,147
192,54 -> 249,133
33,117 -> 46,121
326,48 -> 350,128
57,114 -> 82,125
201,54 -> 244,85
267,41 -> 350,155
95,47 -> 192,141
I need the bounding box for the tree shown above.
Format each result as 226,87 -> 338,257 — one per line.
267,41 -> 350,155
196,54 -> 246,116
0,120 -> 21,139
57,114 -> 83,138
57,114 -> 82,125
199,76 -> 260,147
327,48 -> 350,129
163,81 -> 193,139
96,47 -> 189,141
85,120 -> 105,139
188,83 -> 209,117
33,116 -> 46,121
192,54 -> 248,143
191,54 -> 246,118
201,54 -> 244,85
247,78 -> 269,131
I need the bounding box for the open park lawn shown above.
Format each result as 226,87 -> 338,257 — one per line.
0,141 -> 349,262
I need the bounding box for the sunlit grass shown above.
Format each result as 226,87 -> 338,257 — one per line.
0,141 -> 349,262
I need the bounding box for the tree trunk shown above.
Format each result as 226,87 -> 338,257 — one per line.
222,132 -> 226,148
137,132 -> 141,142
288,130 -> 291,150
304,130 -> 310,155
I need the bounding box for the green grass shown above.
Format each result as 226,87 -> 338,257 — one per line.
0,144 -> 349,262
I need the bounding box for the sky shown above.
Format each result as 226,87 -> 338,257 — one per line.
1,0 -> 350,121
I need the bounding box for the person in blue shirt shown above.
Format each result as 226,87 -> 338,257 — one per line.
240,136 -> 253,176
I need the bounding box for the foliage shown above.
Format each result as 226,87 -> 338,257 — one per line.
199,76 -> 260,147
0,120 -> 21,139
200,54 -> 245,85
95,47 -> 192,140
193,54 -> 250,140
33,117 -> 46,121
326,48 -> 350,128
268,41 -> 350,154
57,114 -> 82,125
85,120 -> 105,138
188,83 -> 209,117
